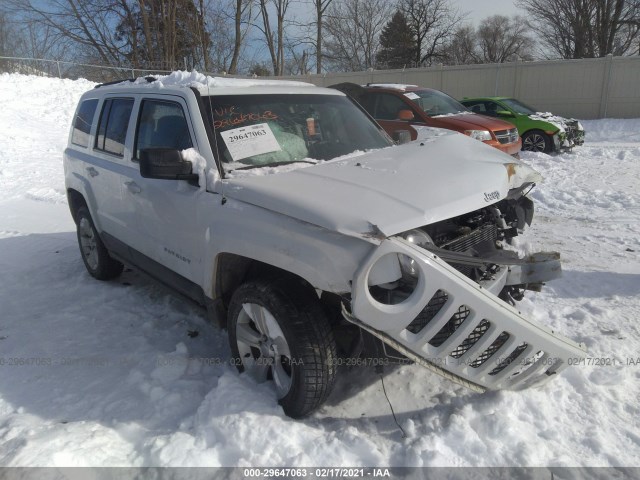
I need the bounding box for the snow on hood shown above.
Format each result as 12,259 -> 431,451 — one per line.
432,111 -> 475,118
223,133 -> 540,240
528,112 -> 580,133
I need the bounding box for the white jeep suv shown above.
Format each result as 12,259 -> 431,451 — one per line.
64,72 -> 585,417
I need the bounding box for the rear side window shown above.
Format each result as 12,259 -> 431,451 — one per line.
71,99 -> 98,147
134,100 -> 193,160
95,98 -> 134,156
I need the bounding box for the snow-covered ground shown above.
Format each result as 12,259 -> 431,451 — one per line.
0,73 -> 639,467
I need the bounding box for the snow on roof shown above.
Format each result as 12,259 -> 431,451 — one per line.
108,70 -> 315,92
366,83 -> 420,91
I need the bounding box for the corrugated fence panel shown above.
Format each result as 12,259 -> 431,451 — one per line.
277,56 -> 640,119
607,56 -> 640,118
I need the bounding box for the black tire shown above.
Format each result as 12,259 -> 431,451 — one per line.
228,278 -> 337,418
522,130 -> 552,153
75,206 -> 124,280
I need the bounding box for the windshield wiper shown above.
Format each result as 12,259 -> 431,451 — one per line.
230,160 -> 318,171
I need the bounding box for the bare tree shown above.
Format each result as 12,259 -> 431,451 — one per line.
476,15 -> 534,62
312,0 -> 334,73
256,0 -> 291,75
517,0 -> 640,58
400,0 -> 465,66
284,46 -> 311,74
124,0 -> 209,70
323,0 -> 394,71
441,24 -> 478,65
0,12 -> 21,58
4,0 -> 130,66
226,0 -> 253,73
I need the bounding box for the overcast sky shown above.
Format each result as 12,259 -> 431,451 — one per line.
454,0 -> 521,24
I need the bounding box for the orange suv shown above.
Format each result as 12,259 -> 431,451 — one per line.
331,83 -> 521,157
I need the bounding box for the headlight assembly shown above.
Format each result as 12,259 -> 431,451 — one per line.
398,229 -> 434,279
465,130 -> 492,142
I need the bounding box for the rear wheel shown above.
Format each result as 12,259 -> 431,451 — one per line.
76,206 -> 124,280
522,130 -> 551,153
228,279 -> 337,418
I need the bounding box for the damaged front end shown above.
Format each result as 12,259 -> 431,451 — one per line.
533,114 -> 586,152
344,188 -> 586,392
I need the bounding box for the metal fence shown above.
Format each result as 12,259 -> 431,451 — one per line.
0,56 -> 225,83
2,55 -> 639,119
276,55 -> 640,120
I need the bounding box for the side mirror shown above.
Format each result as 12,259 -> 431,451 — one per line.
497,110 -> 515,117
397,109 -> 415,121
139,148 -> 199,183
393,130 -> 412,145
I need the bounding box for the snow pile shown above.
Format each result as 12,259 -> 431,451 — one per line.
367,83 -> 419,91
0,74 -> 639,467
118,70 -> 314,91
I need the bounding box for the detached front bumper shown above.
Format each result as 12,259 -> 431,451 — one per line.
346,238 -> 586,392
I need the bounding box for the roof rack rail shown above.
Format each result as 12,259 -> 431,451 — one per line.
94,76 -> 157,89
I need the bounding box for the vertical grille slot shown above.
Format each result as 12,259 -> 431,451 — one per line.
406,290 -> 448,334
489,342 -> 528,375
470,331 -> 510,367
450,319 -> 490,358
429,305 -> 471,347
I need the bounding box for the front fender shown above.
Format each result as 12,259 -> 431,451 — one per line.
202,198 -> 375,297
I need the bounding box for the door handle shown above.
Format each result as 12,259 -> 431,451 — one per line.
124,181 -> 142,194
86,167 -> 99,177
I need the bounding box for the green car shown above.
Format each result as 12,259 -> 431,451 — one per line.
460,97 -> 585,153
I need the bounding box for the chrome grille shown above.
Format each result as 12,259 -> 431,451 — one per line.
495,128 -> 519,145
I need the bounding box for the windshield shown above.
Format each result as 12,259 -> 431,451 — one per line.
411,90 -> 469,116
203,94 -> 391,172
502,98 -> 537,115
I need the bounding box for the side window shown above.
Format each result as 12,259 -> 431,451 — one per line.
71,99 -> 98,147
374,93 -> 411,121
483,101 -> 500,117
134,99 -> 193,160
358,93 -> 377,117
466,101 -> 486,114
95,98 -> 134,157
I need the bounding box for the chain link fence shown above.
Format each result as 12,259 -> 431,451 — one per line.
0,56 -> 231,82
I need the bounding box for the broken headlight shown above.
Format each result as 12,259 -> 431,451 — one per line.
398,229 -> 434,279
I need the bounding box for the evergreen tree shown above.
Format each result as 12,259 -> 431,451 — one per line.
376,10 -> 416,69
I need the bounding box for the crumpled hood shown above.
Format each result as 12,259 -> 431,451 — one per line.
528,112 -> 582,133
223,132 -> 540,240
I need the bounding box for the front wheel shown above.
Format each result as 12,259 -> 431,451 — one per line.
522,130 -> 551,153
75,206 -> 124,280
228,279 -> 337,418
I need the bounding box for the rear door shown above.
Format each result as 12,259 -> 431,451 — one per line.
87,96 -> 136,243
